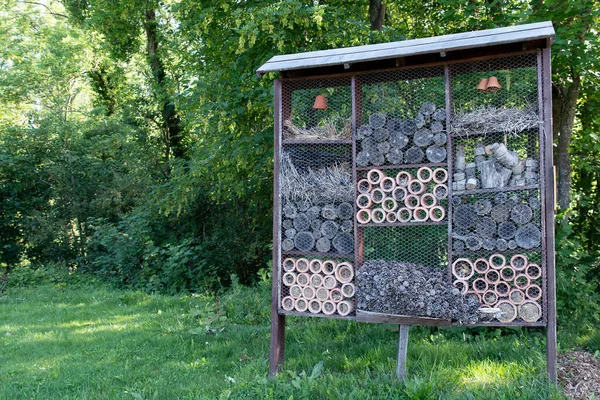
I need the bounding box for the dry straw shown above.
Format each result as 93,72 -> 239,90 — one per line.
280,151 -> 353,204
284,117 -> 352,140
451,106 -> 540,137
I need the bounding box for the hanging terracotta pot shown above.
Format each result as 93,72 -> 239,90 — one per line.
477,78 -> 489,92
313,95 -> 328,110
486,76 -> 501,92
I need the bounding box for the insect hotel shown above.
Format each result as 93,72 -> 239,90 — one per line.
257,22 -> 557,381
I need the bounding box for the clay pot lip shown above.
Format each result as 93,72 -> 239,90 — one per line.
486,76 -> 502,92
477,78 -> 489,92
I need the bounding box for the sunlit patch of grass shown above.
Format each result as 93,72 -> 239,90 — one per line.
0,283 -> 570,399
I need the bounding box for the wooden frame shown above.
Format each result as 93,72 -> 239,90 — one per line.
262,22 -> 556,382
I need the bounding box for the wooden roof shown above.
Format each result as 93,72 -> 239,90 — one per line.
257,21 -> 554,76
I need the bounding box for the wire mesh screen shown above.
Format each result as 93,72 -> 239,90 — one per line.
275,52 -> 547,326
448,53 -> 545,324
278,77 -> 356,319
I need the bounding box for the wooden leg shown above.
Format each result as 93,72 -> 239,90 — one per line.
396,324 -> 410,380
546,324 -> 557,383
269,305 -> 285,378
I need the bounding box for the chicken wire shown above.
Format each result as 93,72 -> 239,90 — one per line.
275,52 -> 547,325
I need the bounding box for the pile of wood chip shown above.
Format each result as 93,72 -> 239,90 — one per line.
558,350 -> 600,399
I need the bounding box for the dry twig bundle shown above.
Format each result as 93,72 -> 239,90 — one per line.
451,106 -> 540,136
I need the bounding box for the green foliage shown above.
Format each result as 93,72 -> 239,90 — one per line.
555,217 -> 600,325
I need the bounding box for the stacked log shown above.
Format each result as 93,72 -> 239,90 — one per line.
451,254 -> 542,322
282,200 -> 354,254
452,193 -> 542,251
356,104 -> 447,167
356,260 -> 481,324
280,257 -> 355,317
452,140 -> 539,192
356,167 -> 448,224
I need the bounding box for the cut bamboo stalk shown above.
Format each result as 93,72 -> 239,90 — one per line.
510,254 -> 528,271
303,286 -> 316,300
294,298 -> 308,313
404,195 -> 420,209
386,212 -> 398,223
483,291 -> 498,305
323,275 -> 337,289
392,187 -> 407,202
413,207 -> 429,222
309,259 -> 322,274
417,167 -> 433,182
295,258 -> 310,273
382,197 -> 398,212
433,184 -> 448,200
281,296 -> 295,311
371,208 -> 386,223
356,193 -> 372,209
453,279 -> 468,295
514,274 -> 530,290
357,179 -> 372,194
408,180 -> 426,195
452,258 -> 474,280
395,171 -> 412,187
525,284 -> 542,301
432,168 -> 448,184
282,272 -> 297,286
489,254 -> 506,269
495,281 -> 511,297
322,300 -> 336,315
330,288 -> 344,302
309,273 -> 323,288
337,300 -> 354,316
474,258 -> 490,274
308,299 -> 322,314
500,267 -> 515,282
526,264 -> 541,280
322,261 -> 336,276
429,206 -> 445,222
485,269 -> 500,284
296,273 -> 310,287
341,283 -> 355,298
283,258 -> 296,272
371,188 -> 385,204
335,262 -> 354,284
420,193 -> 437,208
380,177 -> 396,192
509,289 -> 525,305
473,278 -> 488,294
396,208 -> 412,223
356,209 -> 372,224
316,287 -> 329,301
367,169 -> 384,185
289,285 -> 303,299
282,239 -> 295,252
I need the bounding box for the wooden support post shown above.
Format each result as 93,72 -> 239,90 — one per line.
269,79 -> 286,378
396,325 -> 410,380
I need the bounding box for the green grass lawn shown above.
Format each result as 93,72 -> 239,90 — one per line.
0,281 -> 565,399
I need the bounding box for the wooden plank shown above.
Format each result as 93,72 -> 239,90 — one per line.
257,24 -> 554,74
445,65 -> 454,284
356,310 -> 452,326
282,139 -> 353,145
258,22 -> 553,69
359,221 -> 447,228
356,162 -> 446,171
281,250 -> 354,259
396,325 -> 410,380
269,79 -> 286,379
542,47 -> 557,384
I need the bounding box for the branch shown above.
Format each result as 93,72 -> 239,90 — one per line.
18,1 -> 68,18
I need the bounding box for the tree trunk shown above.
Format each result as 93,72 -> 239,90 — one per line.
369,0 -> 386,30
552,74 -> 581,214
145,9 -> 185,161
